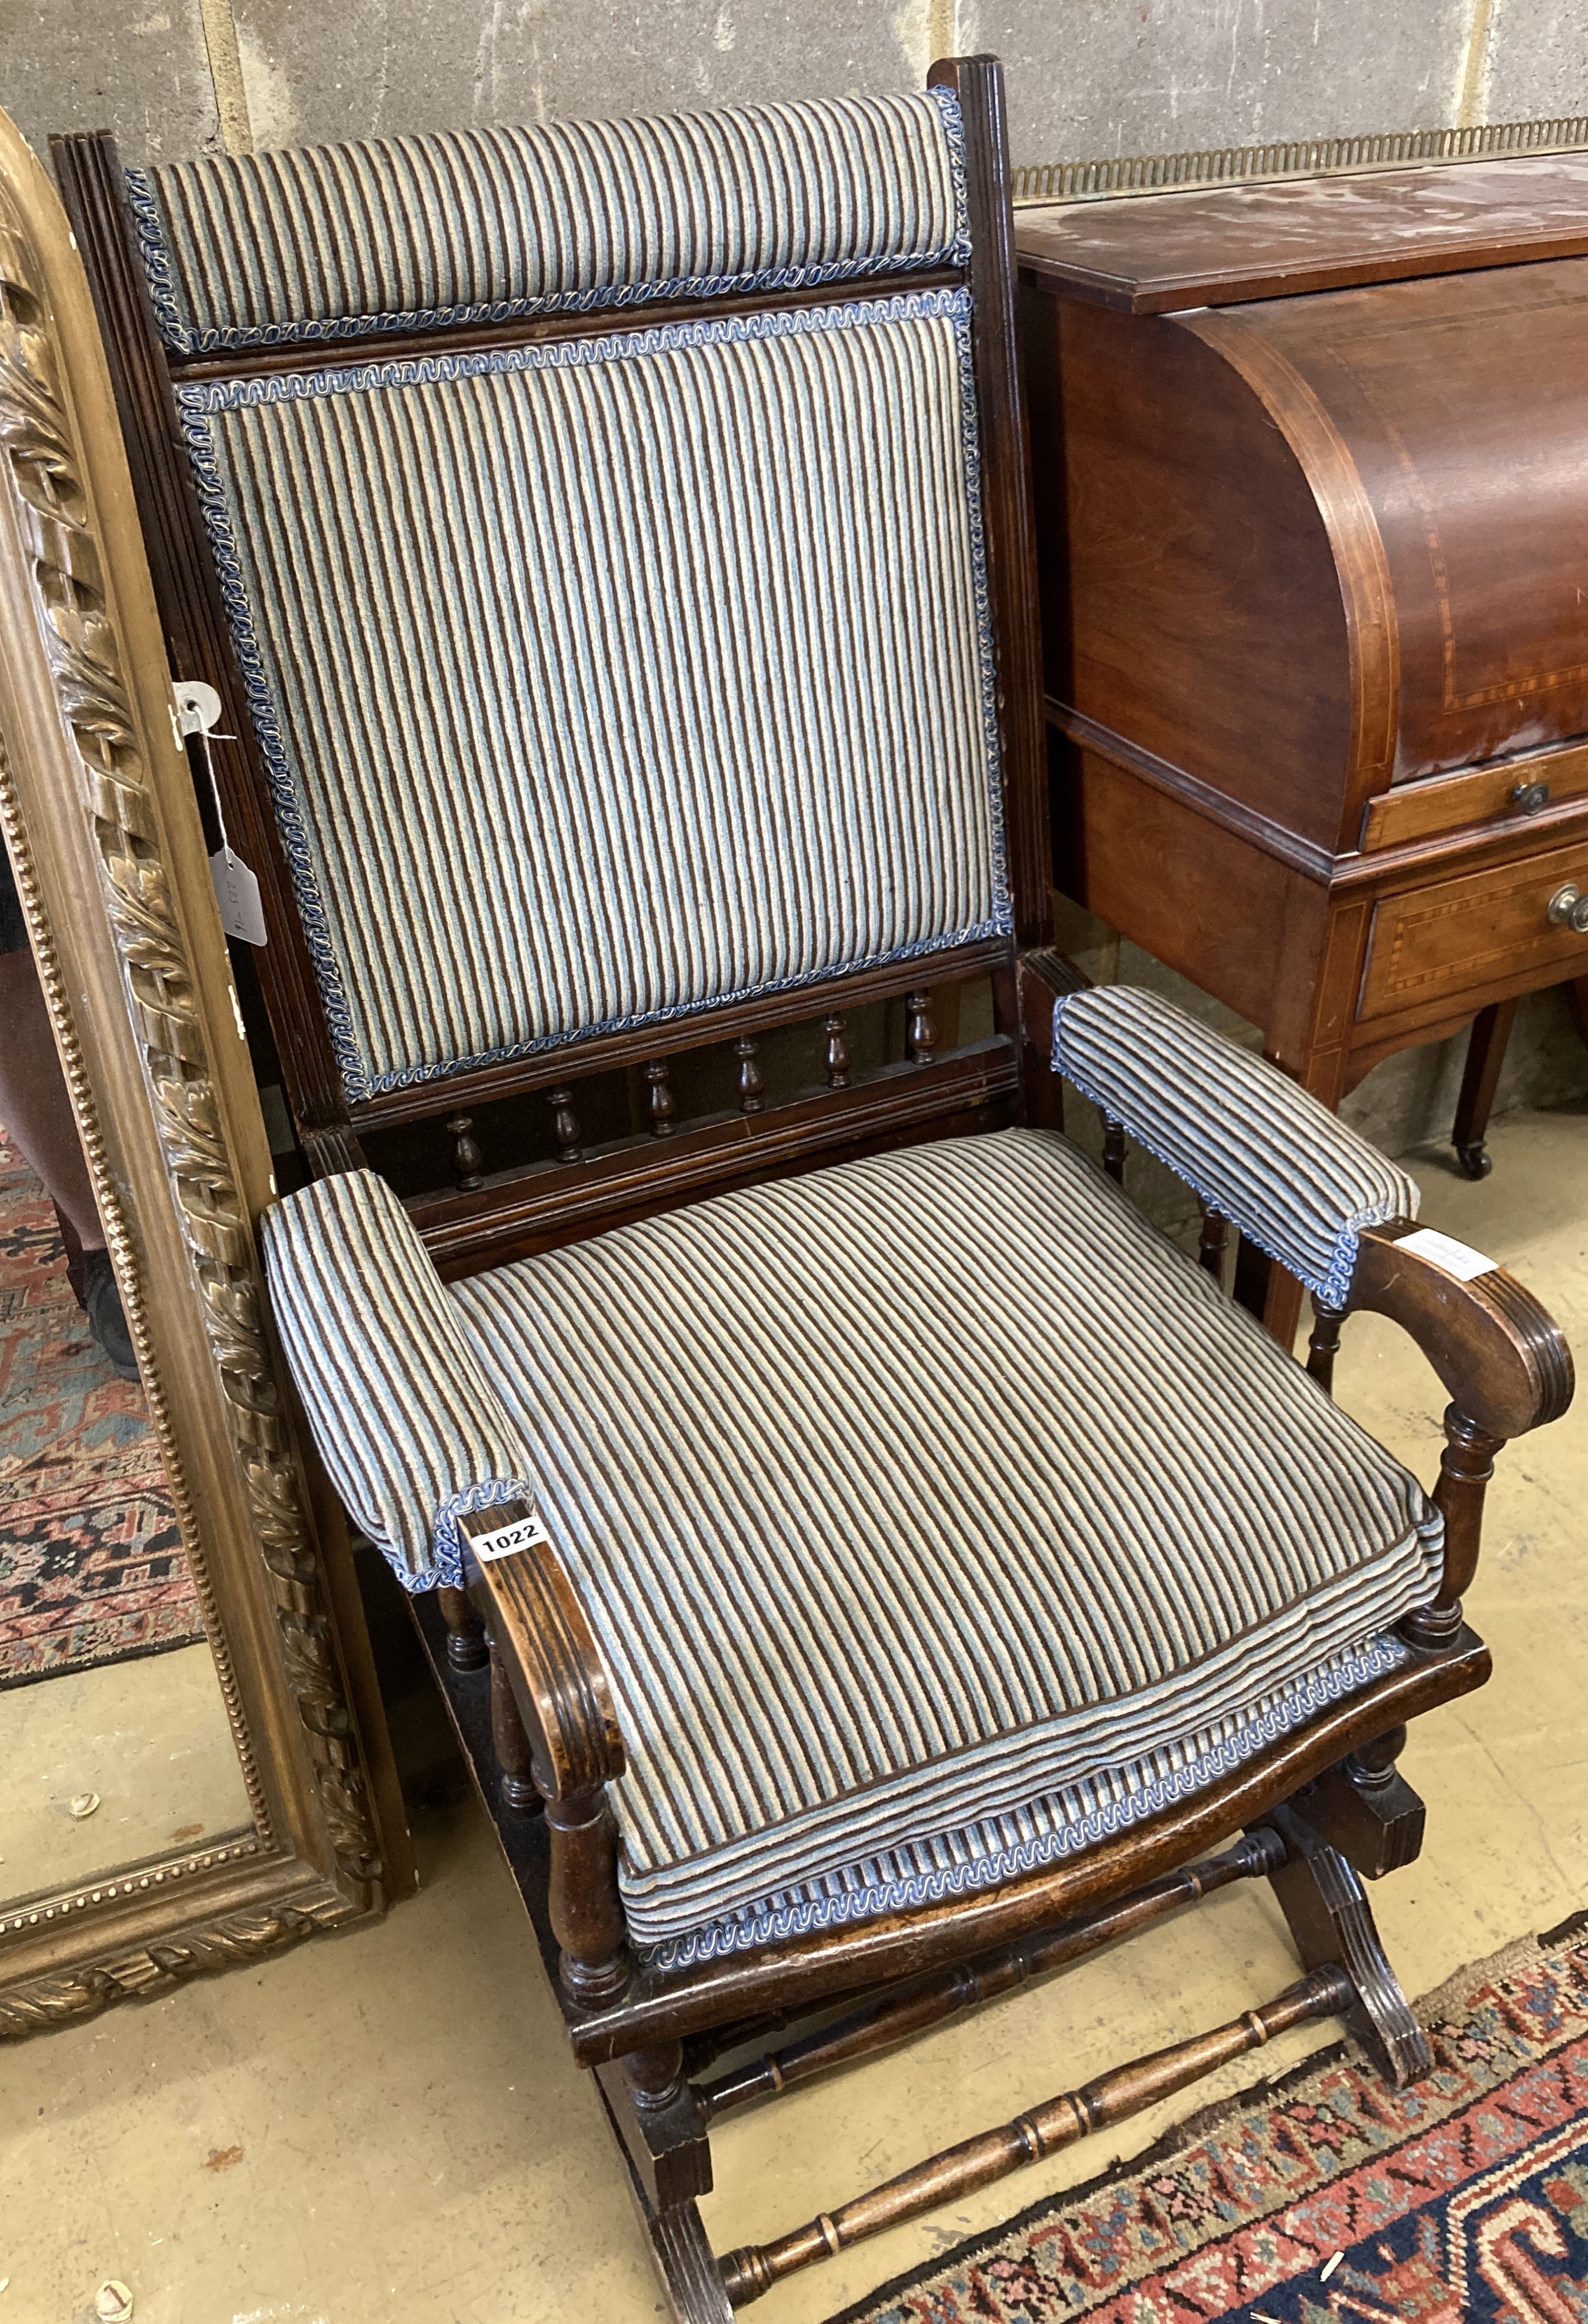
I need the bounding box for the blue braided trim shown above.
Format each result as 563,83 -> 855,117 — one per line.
177,285 -> 1012,1106
380,1476 -> 546,1594
638,1632 -> 1411,1968
123,165 -> 191,350
128,86 -> 972,356
1050,1004 -> 1406,1311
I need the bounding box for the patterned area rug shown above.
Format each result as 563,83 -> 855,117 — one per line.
837,1916 -> 1588,2323
0,1125 -> 201,1687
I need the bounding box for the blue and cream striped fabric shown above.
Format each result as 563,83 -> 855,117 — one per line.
262,1169 -> 542,1587
649,1627 -> 1412,1966
263,1129 -> 1443,1949
1053,988 -> 1419,1309
178,288 -> 1005,1100
128,89 -> 968,353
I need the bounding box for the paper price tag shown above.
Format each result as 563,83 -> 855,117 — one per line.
210,845 -> 268,947
472,1511 -> 552,1562
1397,1227 -> 1498,1283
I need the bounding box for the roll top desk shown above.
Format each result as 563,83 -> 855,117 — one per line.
1018,153 -> 1588,1340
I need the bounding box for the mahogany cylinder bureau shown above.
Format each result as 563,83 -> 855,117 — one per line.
1016,155 -> 1588,1343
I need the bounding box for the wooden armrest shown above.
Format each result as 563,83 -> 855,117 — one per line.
1351,1222 -> 1574,1440
459,1501 -> 626,1800
1016,947 -> 1089,1060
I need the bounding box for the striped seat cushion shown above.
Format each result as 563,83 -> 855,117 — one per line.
439,1127 -> 1442,1951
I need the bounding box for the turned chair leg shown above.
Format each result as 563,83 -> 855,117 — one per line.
436,1583 -> 489,1672
489,1635 -> 543,1818
1453,995 -> 1519,1179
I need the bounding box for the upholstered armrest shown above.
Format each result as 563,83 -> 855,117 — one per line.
262,1168 -> 544,1591
1047,983 -> 1417,1309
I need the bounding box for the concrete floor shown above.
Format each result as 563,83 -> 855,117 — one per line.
0,1643 -> 251,1903
2,1106 -> 1585,2324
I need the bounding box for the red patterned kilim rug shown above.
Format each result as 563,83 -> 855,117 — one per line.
837,1918 -> 1588,2324
0,1124 -> 201,1687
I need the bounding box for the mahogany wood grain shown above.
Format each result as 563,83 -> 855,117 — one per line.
1453,995 -> 1521,1179
700,1833 -> 1282,2118
1181,307 -> 1399,850
566,1632 -> 1488,2065
167,266 -> 968,382
717,1968 -> 1352,2303
413,1039 -> 1019,1276
344,937 -> 1014,1136
1023,293 -> 1357,853
1350,1221 -> 1573,1441
1022,161 -> 1588,1239
1358,836 -> 1588,1023
1016,152 -> 1588,314
1362,738 -> 1588,850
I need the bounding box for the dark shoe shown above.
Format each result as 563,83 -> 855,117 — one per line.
82,1247 -> 138,1378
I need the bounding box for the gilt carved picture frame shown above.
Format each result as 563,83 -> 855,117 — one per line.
0,106 -> 411,2037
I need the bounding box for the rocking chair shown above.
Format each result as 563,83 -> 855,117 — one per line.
55,57 -> 1573,2320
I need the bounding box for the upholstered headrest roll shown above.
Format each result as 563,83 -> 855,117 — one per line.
128,88 -> 969,354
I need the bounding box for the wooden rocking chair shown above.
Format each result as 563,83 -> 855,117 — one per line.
55,58 -> 1573,2319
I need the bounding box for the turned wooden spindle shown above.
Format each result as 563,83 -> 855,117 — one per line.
1402,1403 -> 1504,1651
435,1583 -> 489,1673
621,2039 -> 689,2114
546,1784 -> 632,2008
445,1113 -> 483,1191
823,1014 -> 850,1089
734,1036 -> 765,1114
547,1086 -> 582,1164
718,1966 -> 1352,2305
702,1833 -> 1283,2118
490,1638 -> 541,1817
1306,1298 -> 1346,1396
1196,1205 -> 1227,1282
1102,1115 -> 1127,1186
905,989 -> 937,1063
644,1059 -> 676,1137
1347,1724 -> 1409,1795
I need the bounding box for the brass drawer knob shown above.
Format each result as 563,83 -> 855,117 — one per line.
1547,882 -> 1588,933
1512,780 -> 1551,814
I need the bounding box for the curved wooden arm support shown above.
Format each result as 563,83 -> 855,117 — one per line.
1350,1221 -> 1574,1441
457,1502 -> 631,2006
1348,1225 -> 1572,1649
458,1501 -> 625,1801
1016,946 -> 1087,1057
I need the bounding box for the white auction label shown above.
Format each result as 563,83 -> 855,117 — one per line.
1396,1227 -> 1499,1282
472,1511 -> 552,1561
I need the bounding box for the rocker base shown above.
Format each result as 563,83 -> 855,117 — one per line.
410,1588 -> 1439,2324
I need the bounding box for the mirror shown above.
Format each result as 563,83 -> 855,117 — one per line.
0,1051 -> 252,1901
0,107 -> 409,2036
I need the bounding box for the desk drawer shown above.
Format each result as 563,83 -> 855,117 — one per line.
1359,838 -> 1588,1022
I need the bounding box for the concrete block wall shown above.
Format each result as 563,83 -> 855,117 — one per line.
4,0 -> 1580,172
4,1 -> 1584,1164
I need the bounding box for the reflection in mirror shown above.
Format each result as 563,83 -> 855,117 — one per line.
0,861 -> 250,1911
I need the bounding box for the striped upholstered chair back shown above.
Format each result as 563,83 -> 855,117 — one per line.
61,63 -> 1044,1262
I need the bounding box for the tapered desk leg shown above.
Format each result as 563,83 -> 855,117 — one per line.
1453,996 -> 1519,1180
